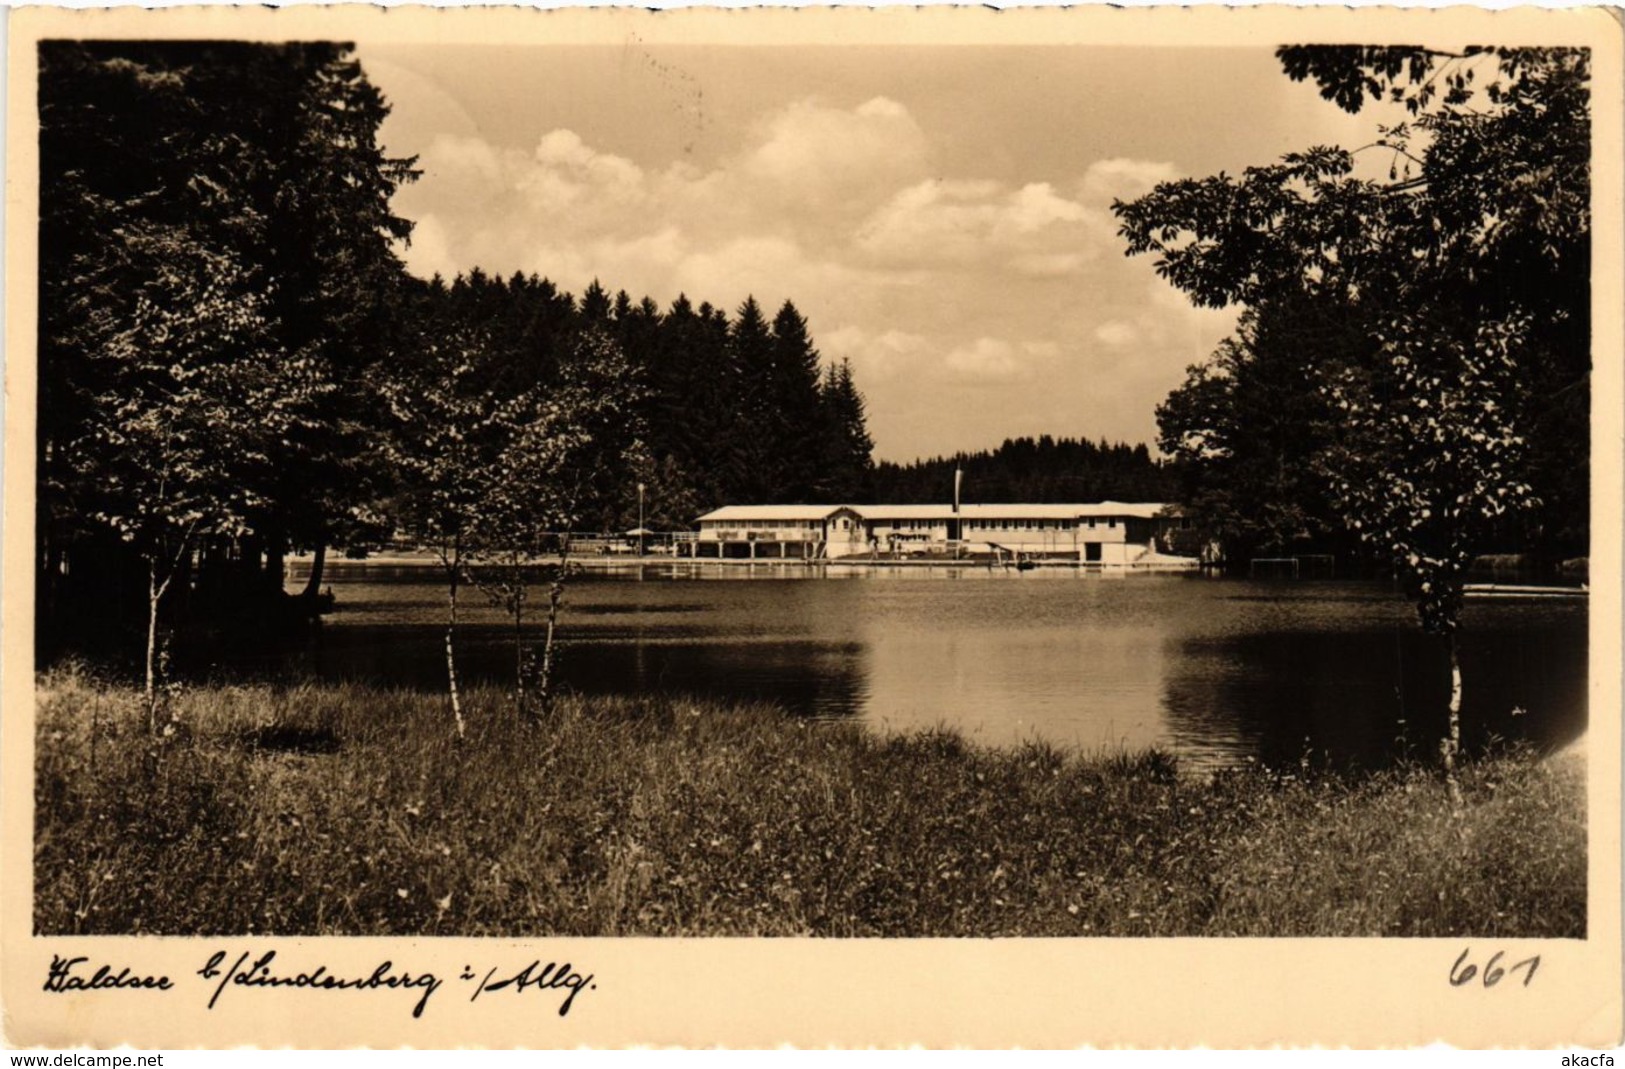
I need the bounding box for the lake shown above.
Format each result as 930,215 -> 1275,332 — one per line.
279,562 -> 1587,772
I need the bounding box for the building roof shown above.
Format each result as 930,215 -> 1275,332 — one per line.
866,503 -> 1171,521
1062,501 -> 1173,520
697,502 -> 1175,523
696,505 -> 849,523
851,505 -> 955,521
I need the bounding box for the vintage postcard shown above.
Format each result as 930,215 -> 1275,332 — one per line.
3,3 -> 1621,1049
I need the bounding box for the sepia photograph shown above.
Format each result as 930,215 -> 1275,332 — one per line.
3,4 -> 1621,1049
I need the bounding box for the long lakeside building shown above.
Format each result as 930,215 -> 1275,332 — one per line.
689,502 -> 1193,565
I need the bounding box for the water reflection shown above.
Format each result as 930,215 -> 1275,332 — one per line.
280,565 -> 1586,770
1159,597 -> 1588,771
859,620 -> 1167,754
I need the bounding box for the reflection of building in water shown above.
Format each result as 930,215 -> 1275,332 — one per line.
858,620 -> 1169,752
691,502 -> 1192,565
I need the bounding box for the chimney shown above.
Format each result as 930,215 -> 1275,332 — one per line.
953,468 -> 962,514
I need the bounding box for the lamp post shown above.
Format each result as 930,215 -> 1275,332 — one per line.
637,482 -> 646,557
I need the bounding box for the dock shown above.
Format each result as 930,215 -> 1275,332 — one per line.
1464,583 -> 1588,598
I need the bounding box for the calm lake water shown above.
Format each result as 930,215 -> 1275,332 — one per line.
279,562 -> 1587,772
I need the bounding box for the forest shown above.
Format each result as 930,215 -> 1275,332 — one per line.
35,41 -> 873,679
871,436 -> 1176,505
1122,46 -> 1591,582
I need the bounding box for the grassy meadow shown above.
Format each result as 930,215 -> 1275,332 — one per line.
34,667 -> 1585,938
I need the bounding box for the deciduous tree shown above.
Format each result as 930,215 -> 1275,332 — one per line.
38,41 -> 418,671
380,325 -> 504,738
1116,45 -> 1589,779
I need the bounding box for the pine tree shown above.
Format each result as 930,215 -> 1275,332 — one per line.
819,359 -> 875,502
579,279 -> 612,326
725,297 -> 778,503
769,301 -> 827,501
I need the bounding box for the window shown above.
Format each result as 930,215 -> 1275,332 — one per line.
1108,517 -> 1117,528
1087,517 -> 1096,529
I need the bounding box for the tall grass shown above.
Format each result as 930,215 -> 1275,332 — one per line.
34,667 -> 1585,937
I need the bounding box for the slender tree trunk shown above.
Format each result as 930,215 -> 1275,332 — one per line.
142,522 -> 195,735
38,440 -> 56,619
445,549 -> 466,740
266,525 -> 287,592
240,532 -> 262,593
145,557 -> 161,735
1444,631 -> 1463,806
91,688 -> 101,779
300,540 -> 328,602
537,541 -> 570,719
538,577 -> 562,718
38,517 -> 57,623
514,558 -> 527,715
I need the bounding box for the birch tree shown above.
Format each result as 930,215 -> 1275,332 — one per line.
1321,311 -> 1539,788
64,228 -> 324,731
1115,45 -> 1589,779
467,328 -> 649,719
379,327 -> 503,739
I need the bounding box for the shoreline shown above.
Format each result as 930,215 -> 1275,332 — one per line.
289,552 -> 1202,573
34,672 -> 1586,938
288,554 -> 1592,589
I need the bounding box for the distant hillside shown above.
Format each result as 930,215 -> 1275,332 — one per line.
870,436 -> 1178,505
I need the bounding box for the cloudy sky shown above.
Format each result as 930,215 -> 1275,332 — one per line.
358,43 -> 1383,462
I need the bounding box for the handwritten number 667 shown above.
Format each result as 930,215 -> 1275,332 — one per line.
1450,948 -> 1540,988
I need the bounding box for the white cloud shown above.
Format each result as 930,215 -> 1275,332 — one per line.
855,179 -> 997,265
401,212 -> 456,281
855,179 -> 1111,270
821,325 -> 932,384
742,96 -> 930,214
1078,157 -> 1181,205
944,338 -> 1030,382
1002,182 -> 1090,234
670,236 -> 812,307
385,99 -> 1231,461
1009,252 -> 1092,278
415,134 -> 505,203
1094,320 -> 1140,348
518,130 -> 645,212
